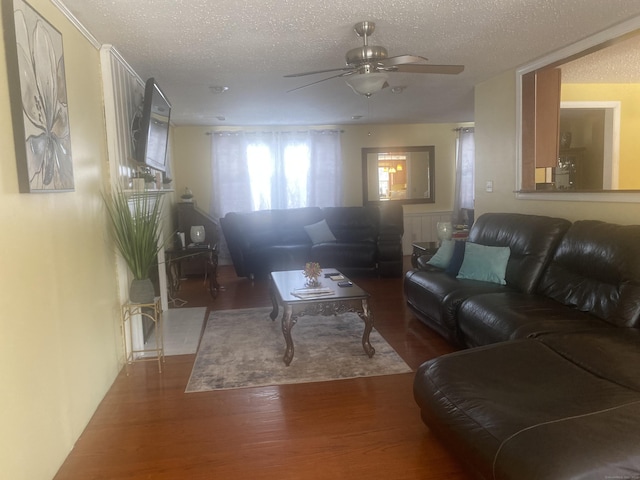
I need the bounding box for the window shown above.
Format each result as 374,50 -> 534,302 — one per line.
210,130 -> 342,218
453,128 -> 475,224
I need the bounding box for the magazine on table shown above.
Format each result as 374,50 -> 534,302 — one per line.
290,286 -> 335,300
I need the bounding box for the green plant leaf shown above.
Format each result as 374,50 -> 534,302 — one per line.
103,188 -> 167,280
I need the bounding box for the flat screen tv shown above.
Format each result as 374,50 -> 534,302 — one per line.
134,77 -> 171,172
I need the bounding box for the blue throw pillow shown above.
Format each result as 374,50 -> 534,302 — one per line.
445,240 -> 466,276
456,242 -> 511,285
426,240 -> 454,269
304,219 -> 337,244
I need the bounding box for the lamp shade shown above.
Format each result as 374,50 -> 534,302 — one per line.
345,72 -> 388,96
190,225 -> 205,244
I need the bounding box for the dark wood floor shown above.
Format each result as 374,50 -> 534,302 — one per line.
54,258 -> 472,480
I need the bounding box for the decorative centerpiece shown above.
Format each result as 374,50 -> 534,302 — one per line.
303,262 -> 322,288
180,187 -> 194,202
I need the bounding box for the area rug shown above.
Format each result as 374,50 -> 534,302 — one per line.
142,307 -> 206,357
185,307 -> 412,392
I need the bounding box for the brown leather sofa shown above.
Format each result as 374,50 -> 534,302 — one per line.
408,213 -> 640,479
414,329 -> 640,479
220,204 -> 404,279
404,213 -> 572,345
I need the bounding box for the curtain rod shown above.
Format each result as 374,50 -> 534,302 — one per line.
453,127 -> 474,132
205,129 -> 344,136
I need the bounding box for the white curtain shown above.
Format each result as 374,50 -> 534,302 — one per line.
452,127 -> 475,224
210,129 -> 342,219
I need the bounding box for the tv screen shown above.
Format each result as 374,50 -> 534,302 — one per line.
135,77 -> 171,172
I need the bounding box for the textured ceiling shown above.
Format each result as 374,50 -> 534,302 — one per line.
57,0 -> 640,126
561,33 -> 640,83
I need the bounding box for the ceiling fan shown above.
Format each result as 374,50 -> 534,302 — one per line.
284,21 -> 464,96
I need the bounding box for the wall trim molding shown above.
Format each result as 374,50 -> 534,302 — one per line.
101,44 -> 143,84
51,0 -> 101,49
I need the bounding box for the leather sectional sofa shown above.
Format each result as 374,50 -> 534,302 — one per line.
406,213 -> 640,479
220,204 -> 403,279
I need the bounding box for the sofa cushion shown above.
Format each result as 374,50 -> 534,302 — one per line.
538,328 -> 640,391
536,220 -> 640,328
275,207 -> 324,244
456,242 -> 510,285
310,242 -> 376,269
426,240 -> 455,268
322,206 -> 378,243
457,292 -> 612,347
467,213 -> 571,294
304,219 -> 336,244
236,210 -> 280,248
444,240 -> 466,276
404,269 -> 512,345
414,338 -> 640,480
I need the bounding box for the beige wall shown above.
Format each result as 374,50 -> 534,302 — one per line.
172,122 -> 468,216
0,1 -> 121,479
474,70 -> 640,223
4,3 -> 637,480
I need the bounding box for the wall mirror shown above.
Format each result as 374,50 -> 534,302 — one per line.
362,146 -> 435,205
517,16 -> 640,196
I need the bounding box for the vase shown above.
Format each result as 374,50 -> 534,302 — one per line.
306,278 -> 321,288
129,278 -> 155,304
190,225 -> 205,244
437,221 -> 453,242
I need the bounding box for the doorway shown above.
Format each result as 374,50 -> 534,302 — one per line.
560,101 -> 620,189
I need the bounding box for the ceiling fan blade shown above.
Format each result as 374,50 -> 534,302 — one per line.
379,55 -> 429,67
393,64 -> 465,74
284,66 -> 354,78
286,72 -> 353,93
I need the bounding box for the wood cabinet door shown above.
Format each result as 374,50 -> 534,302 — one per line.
522,68 -> 561,189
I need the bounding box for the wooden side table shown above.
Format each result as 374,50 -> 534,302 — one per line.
411,241 -> 440,268
121,297 -> 164,373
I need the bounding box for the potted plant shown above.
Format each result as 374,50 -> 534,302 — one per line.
104,188 -> 166,303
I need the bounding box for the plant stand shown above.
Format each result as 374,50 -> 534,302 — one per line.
121,297 -> 164,373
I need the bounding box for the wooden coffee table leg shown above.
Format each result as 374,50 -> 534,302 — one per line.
281,305 -> 296,366
359,299 -> 375,358
269,280 -> 279,320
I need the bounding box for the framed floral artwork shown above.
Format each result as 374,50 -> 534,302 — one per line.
5,0 -> 74,192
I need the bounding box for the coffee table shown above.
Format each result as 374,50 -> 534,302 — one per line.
269,269 -> 375,366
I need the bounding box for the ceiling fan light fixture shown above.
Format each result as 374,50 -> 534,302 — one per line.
345,72 -> 389,96
209,85 -> 229,94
